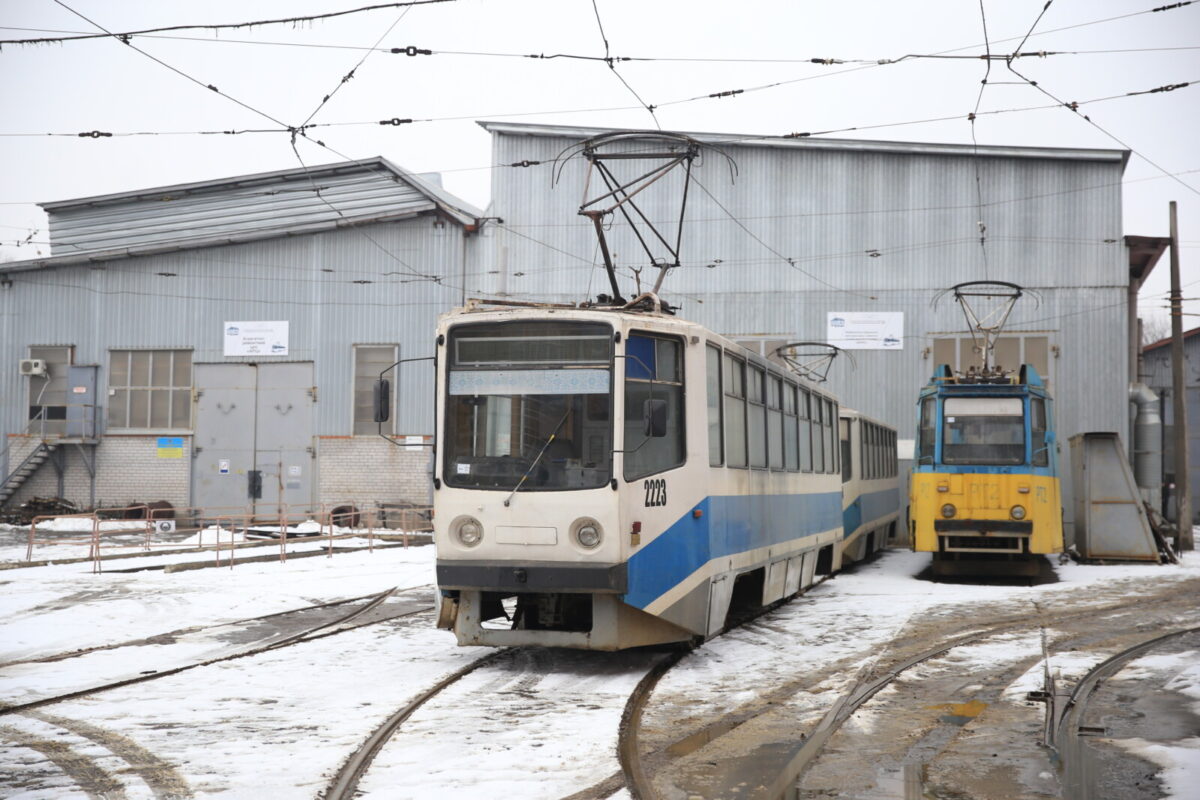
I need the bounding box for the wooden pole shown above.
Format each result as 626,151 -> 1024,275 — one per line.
1169,201 -> 1193,549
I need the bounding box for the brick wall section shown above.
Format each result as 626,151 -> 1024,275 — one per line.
318,436 -> 432,508
4,435 -> 190,510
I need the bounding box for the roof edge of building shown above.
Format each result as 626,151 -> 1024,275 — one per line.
476,120 -> 1129,164
39,155 -> 484,226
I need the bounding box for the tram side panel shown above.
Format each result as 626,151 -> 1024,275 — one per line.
839,412 -> 901,564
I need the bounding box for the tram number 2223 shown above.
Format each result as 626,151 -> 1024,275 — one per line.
643,478 -> 668,507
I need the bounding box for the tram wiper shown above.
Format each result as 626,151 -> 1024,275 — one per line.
503,408 -> 571,507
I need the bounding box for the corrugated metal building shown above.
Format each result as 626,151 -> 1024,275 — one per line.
1142,326 -> 1200,522
1,123 -> 1169,542
1,157 -> 482,519
472,122 -> 1168,542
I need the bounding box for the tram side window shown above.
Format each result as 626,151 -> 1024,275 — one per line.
748,365 -> 767,468
840,418 -> 852,483
724,354 -> 748,468
624,333 -> 685,481
861,423 -> 871,480
767,375 -> 784,470
783,382 -> 799,471
1031,398 -> 1049,467
812,397 -> 825,473
707,345 -> 723,466
875,424 -> 884,479
827,400 -> 838,475
799,390 -> 813,472
917,398 -> 936,464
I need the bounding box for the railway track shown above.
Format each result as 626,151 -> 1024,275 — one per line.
0,585 -> 434,715
610,583 -> 1200,800
323,650 -> 509,800
1057,625 -> 1200,800
0,586 -> 432,671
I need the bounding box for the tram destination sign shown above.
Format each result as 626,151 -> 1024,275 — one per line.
826,312 -> 903,350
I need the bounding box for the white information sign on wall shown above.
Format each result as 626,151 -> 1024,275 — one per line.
224,321 -> 289,357
826,312 -> 904,350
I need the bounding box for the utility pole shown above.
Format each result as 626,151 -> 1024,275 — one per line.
1169,201 -> 1193,549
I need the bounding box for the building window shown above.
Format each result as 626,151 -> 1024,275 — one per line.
107,350 -> 192,430
27,346 -> 74,436
930,333 -> 1053,392
707,345 -> 723,466
354,345 -> 398,435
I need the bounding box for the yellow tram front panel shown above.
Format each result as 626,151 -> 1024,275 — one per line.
911,470 -> 1062,555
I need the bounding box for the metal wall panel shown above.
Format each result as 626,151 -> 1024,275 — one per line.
476,124 -> 1129,537
0,216 -> 464,450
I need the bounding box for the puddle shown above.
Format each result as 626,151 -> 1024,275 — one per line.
924,698 -> 988,726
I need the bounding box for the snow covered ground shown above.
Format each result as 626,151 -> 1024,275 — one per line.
0,530 -> 1198,798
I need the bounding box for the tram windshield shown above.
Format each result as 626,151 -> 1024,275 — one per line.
443,320 -> 614,490
940,396 -> 1025,466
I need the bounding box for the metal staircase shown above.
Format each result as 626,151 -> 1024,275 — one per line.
0,442 -> 59,507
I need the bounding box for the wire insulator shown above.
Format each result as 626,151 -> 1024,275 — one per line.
77,130 -> 112,138
391,46 -> 432,56
379,118 -> 413,126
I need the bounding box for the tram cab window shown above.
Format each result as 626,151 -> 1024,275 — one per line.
443,320 -> 613,490
1030,397 -> 1050,467
941,396 -> 1025,466
917,398 -> 936,464
623,333 -> 685,481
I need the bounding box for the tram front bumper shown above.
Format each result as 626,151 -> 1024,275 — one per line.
436,560 -> 627,594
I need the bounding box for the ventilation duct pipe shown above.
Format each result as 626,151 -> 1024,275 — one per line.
1129,383 -> 1163,503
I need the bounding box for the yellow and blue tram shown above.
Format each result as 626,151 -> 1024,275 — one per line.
909,364 -> 1063,576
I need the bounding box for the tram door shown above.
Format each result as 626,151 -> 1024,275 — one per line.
192,362 -> 315,520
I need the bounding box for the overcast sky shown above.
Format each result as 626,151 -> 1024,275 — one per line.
2,0 -> 1197,327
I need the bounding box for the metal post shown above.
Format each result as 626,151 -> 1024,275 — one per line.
1169,201 -> 1193,549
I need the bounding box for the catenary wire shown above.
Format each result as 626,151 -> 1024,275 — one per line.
0,1 -> 457,46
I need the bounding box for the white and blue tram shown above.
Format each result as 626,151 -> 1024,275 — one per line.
433,301 -> 850,650
838,409 -> 900,564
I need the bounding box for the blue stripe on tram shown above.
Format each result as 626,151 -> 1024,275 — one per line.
842,487 -> 899,539
624,491 -> 842,610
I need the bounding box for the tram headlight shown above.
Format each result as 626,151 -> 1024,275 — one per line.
453,516 -> 483,547
941,503 -> 957,519
1010,504 -> 1027,521
572,518 -> 603,549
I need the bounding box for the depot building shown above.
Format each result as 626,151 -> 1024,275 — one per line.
0,123 -> 1170,540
